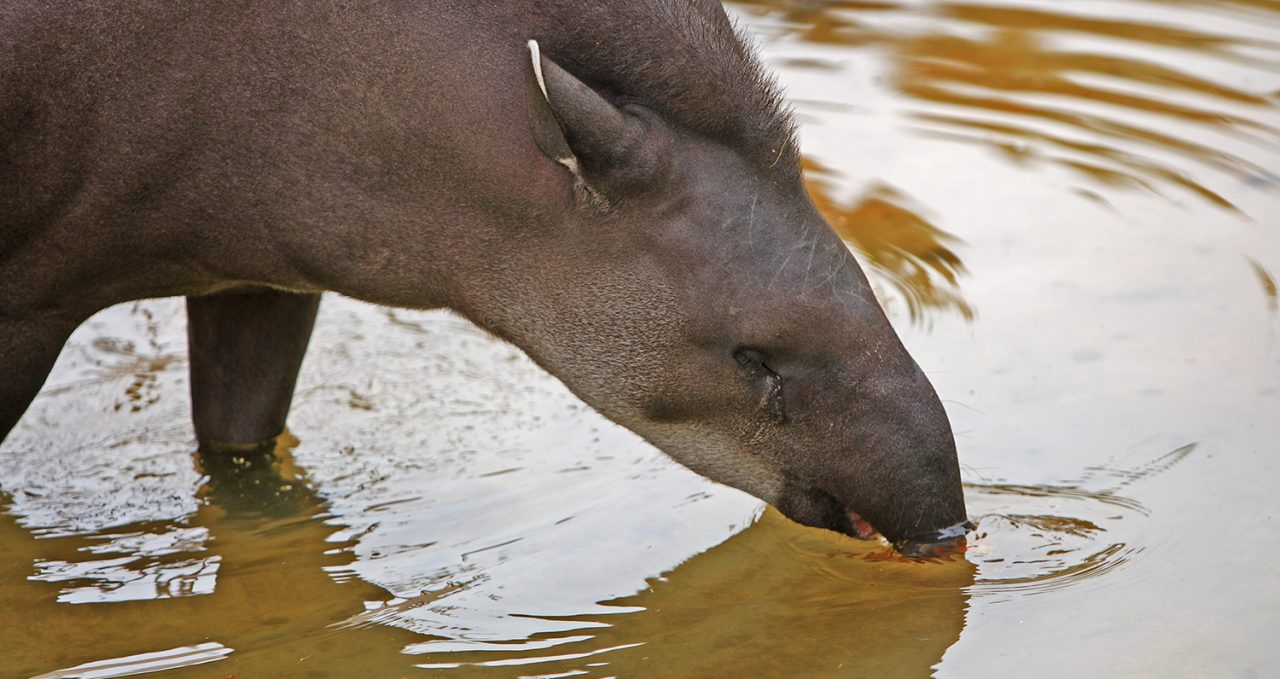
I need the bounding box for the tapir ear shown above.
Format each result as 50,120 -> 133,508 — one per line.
526,40 -> 644,201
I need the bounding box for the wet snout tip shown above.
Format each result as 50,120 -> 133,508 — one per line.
894,519 -> 974,558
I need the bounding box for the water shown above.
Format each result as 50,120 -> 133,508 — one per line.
3,1 -> 1279,676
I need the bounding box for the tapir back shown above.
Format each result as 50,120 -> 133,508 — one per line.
2,0 -> 791,314
1,2 -> 567,313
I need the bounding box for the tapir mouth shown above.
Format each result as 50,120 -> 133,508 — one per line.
776,482 -> 970,555
847,511 -> 879,540
894,520 -> 974,558
846,511 -> 973,557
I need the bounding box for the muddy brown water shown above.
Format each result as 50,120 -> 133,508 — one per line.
3,1 -> 1279,677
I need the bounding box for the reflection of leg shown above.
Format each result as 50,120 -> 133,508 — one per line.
186,289 -> 320,449
196,432 -> 321,518
0,314 -> 81,445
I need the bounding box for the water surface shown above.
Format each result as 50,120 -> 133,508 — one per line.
3,1 -> 1279,677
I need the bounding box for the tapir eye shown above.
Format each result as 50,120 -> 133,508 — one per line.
733,349 -> 788,424
733,348 -> 767,371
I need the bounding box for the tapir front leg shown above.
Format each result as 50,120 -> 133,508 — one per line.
0,314 -> 84,445
186,289 -> 321,450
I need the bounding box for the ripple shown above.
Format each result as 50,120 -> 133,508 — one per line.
965,505 -> 1141,598
958,443 -> 1196,600
31,642 -> 233,679
736,0 -> 1280,213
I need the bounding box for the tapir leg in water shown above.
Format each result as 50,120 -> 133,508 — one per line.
0,316 -> 86,439
186,289 -> 321,449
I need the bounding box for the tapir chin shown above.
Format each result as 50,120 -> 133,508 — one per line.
1,1 -> 970,556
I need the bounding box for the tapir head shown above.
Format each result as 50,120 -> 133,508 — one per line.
458,41 -> 969,556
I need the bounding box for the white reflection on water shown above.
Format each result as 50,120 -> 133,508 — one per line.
1,297 -> 762,664
289,303 -> 763,646
32,643 -> 233,679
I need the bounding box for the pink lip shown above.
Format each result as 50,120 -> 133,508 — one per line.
848,512 -> 878,539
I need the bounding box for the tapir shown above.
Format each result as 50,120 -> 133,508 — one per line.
0,1 -> 970,555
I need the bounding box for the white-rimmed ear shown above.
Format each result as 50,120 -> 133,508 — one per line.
525,39 -> 643,204
528,40 -> 548,99
526,40 -> 578,175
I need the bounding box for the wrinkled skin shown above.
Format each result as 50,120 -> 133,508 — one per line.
0,0 -> 968,554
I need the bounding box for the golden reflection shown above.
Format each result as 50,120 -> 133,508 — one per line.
412,507 -> 975,678
805,158 -> 976,323
736,0 -> 900,45
0,438 -> 424,678
938,3 -> 1277,54
3,476 -> 975,678
1247,257 -> 1279,312
734,0 -> 1280,211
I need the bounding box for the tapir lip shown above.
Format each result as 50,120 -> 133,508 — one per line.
845,508 -> 973,557
846,511 -> 879,540
776,481 -> 969,554
894,519 -> 975,558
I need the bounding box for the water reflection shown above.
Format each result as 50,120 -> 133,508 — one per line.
0,438 -> 424,677
965,484 -> 1142,600
0,291 -> 1251,677
805,158 -> 975,323
402,441 -> 1197,674
2,1 -> 1278,674
736,0 -> 1280,211
964,443 -> 1194,602
411,508 -> 974,677
32,643 -> 233,679
0,299 -> 765,677
1247,257 -> 1279,312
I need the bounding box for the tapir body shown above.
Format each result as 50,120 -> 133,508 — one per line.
1,1 -> 969,553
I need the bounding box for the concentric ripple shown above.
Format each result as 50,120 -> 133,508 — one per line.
965,486 -> 1142,599
961,444 -> 1193,600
